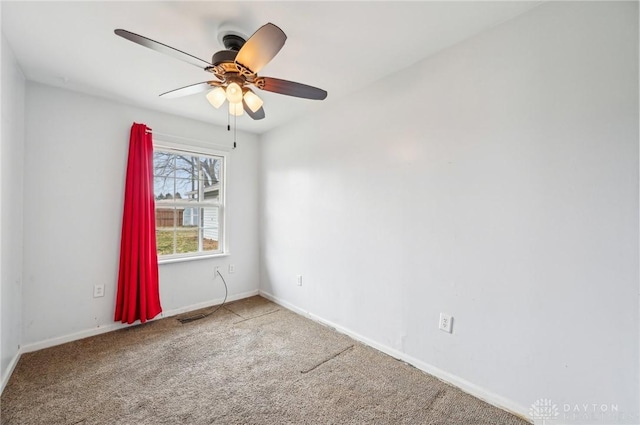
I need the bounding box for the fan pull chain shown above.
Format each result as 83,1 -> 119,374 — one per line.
226,108 -> 237,149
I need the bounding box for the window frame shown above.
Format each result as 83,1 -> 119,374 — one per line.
152,140 -> 228,263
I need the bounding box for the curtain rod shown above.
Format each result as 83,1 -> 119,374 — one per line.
145,128 -> 233,151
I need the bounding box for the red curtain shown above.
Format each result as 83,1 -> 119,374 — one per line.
115,123 -> 162,324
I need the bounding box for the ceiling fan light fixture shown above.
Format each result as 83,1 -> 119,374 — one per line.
243,90 -> 263,113
114,23 -> 327,124
225,82 -> 243,104
206,87 -> 226,109
229,101 -> 244,116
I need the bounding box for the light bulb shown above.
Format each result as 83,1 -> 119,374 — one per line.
225,82 -> 243,104
206,87 -> 226,109
243,90 -> 263,113
229,102 -> 244,116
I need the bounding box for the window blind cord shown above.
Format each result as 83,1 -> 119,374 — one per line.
178,269 -> 228,324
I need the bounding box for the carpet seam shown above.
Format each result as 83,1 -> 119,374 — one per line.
300,345 -> 355,374
232,309 -> 281,324
222,305 -> 245,319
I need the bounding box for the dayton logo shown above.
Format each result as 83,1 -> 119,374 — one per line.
529,398 -> 559,424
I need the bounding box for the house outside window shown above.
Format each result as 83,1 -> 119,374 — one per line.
153,145 -> 225,259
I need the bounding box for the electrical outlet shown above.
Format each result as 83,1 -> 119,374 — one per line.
93,284 -> 105,298
439,313 -> 453,333
213,266 -> 220,279
296,275 -> 303,286
228,264 -> 235,273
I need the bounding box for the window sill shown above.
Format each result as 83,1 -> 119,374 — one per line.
158,252 -> 230,265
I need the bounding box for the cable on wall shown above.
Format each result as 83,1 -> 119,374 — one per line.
178,268 -> 228,324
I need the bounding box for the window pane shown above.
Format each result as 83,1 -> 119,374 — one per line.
200,157 -> 221,187
174,177 -> 199,202
182,207 -> 199,226
174,155 -> 198,179
175,226 -> 199,254
201,207 -> 219,252
155,207 -> 176,255
153,151 -> 175,175
154,176 -> 174,201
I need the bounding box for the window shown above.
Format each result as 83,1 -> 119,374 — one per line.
153,146 -> 225,259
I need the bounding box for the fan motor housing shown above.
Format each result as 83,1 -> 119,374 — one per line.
222,34 -> 245,51
211,50 -> 237,67
210,33 -> 247,74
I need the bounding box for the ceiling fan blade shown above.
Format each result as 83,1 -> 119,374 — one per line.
235,23 -> 286,75
159,81 -> 221,99
114,29 -> 212,69
256,77 -> 327,100
243,100 -> 266,120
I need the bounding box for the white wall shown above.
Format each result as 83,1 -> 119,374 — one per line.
22,83 -> 260,349
259,1 -> 639,422
1,34 -> 25,388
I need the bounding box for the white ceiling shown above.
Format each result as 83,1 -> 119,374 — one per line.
2,1 -> 541,134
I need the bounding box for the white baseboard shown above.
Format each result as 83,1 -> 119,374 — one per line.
1,348 -> 23,395
20,289 -> 259,354
259,291 -> 306,317
259,290 -> 533,424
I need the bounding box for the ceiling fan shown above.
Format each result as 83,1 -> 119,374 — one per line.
114,23 -> 327,121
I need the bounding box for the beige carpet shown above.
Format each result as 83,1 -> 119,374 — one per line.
1,296 -> 529,424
